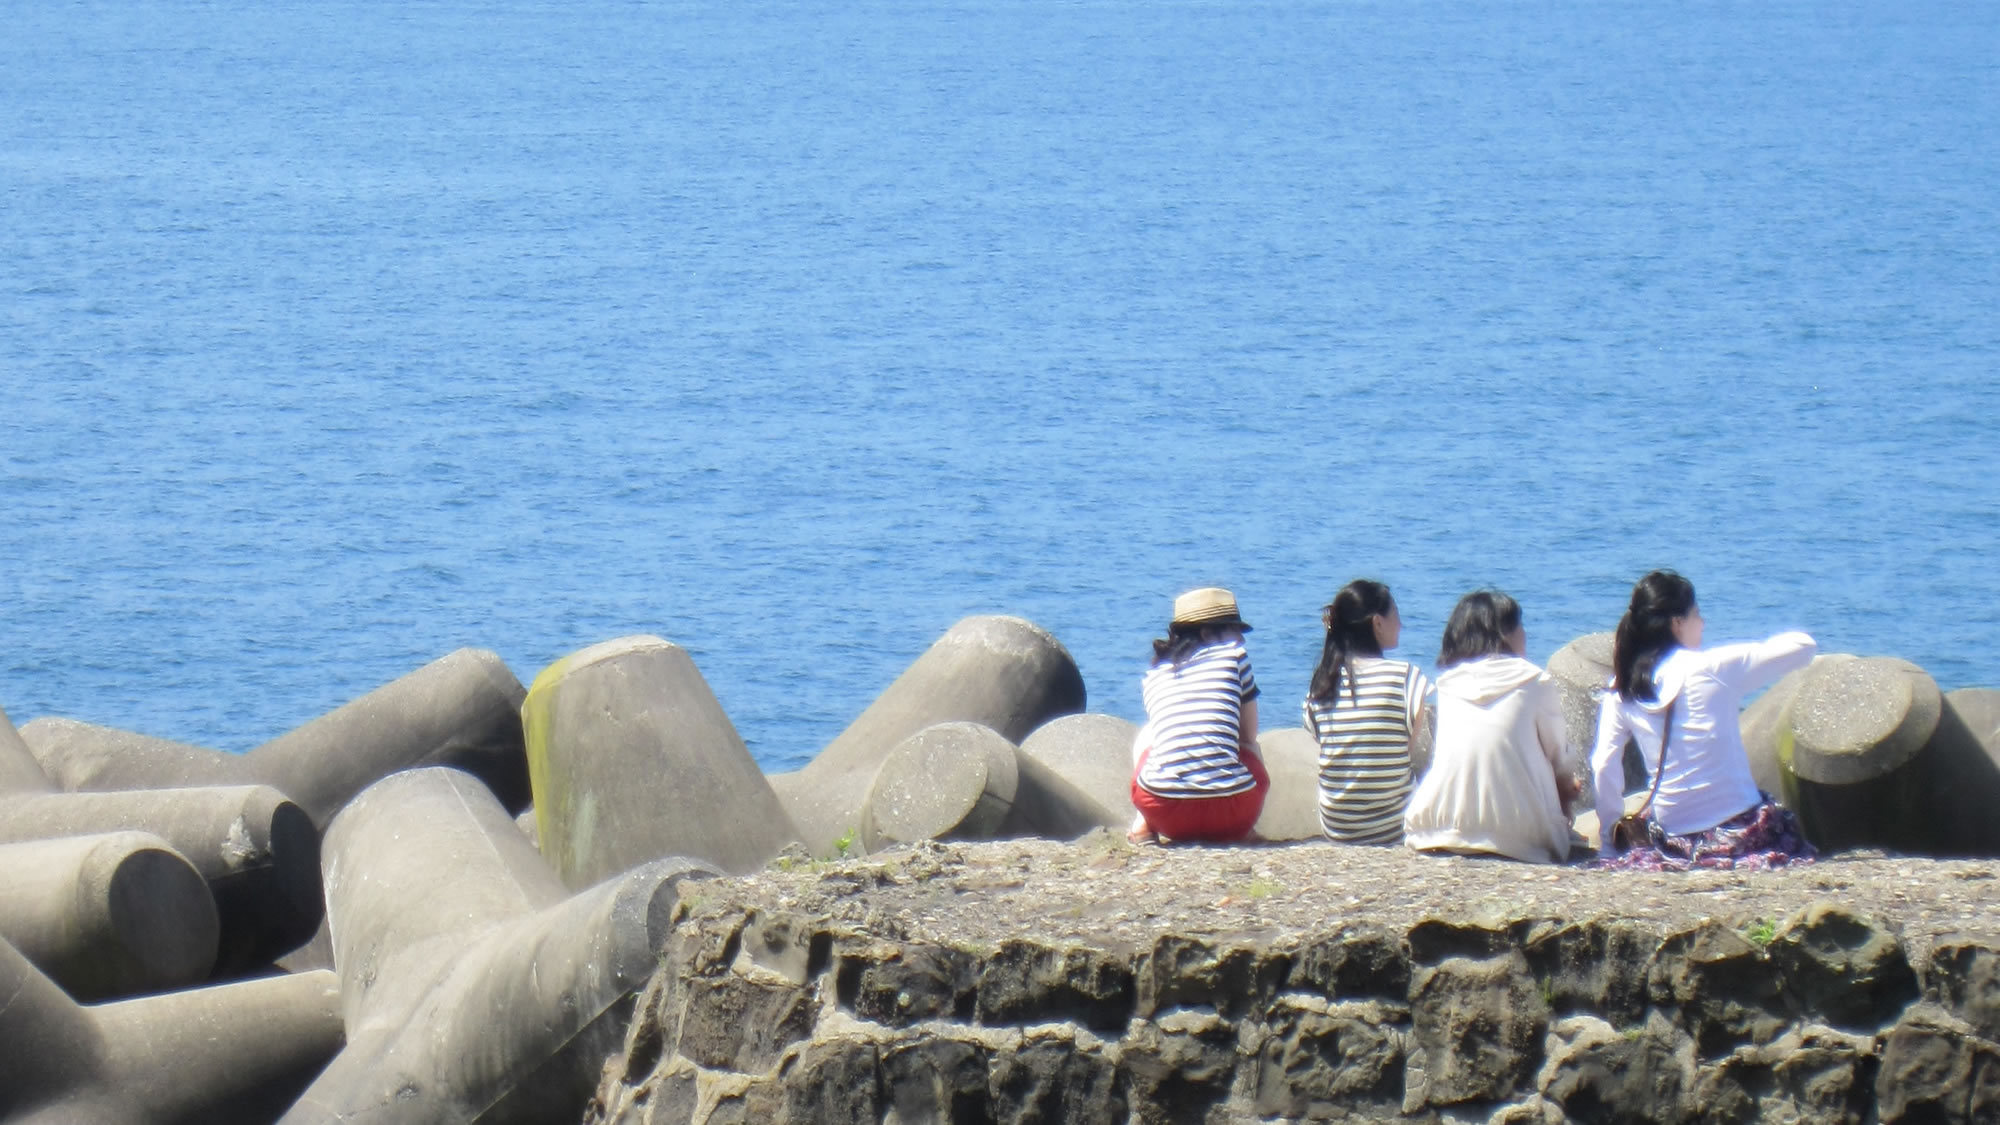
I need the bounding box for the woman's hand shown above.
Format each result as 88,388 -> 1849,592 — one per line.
1554,772 -> 1584,814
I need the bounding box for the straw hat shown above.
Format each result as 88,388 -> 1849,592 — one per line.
1171,587 -> 1251,631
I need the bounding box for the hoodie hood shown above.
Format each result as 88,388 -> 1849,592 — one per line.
1436,654 -> 1543,705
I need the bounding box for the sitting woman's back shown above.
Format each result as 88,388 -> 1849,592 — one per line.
1404,591 -> 1574,864
1306,580 -> 1431,846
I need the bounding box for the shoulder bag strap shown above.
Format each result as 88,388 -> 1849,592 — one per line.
1635,698 -> 1675,820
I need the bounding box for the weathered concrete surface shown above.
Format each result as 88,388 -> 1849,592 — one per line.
19,649 -> 532,830
1789,656 -> 1941,785
1016,713 -> 1136,831
1912,688 -> 2000,857
18,718 -> 240,793
771,616 -> 1085,855
859,722 -> 1108,851
1748,658 -> 2000,857
0,936 -> 342,1125
1546,633 -> 1612,772
1951,688 -> 2000,753
1740,660 -> 1815,798
0,703 -> 56,794
1252,726 -> 1322,842
281,767 -> 717,1125
247,647 -> 532,825
0,832 -> 218,1002
523,635 -> 798,883
861,722 -> 1019,851
1547,632 -> 1647,795
0,785 -> 321,976
585,838 -> 2000,1125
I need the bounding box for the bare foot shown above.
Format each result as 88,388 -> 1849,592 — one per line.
1127,827 -> 1159,846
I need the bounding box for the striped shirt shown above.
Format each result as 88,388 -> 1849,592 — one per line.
1306,656 -> 1433,845
1137,639 -> 1261,798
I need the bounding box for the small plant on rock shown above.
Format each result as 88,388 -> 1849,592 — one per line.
1743,918 -> 1777,947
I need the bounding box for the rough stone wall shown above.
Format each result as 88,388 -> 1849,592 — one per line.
586,898 -> 2000,1124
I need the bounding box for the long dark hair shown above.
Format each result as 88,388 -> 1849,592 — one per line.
1437,589 -> 1523,669
1152,622 -> 1239,668
1308,580 -> 1395,703
1613,570 -> 1697,701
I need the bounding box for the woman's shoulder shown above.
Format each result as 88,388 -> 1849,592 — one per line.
1149,637 -> 1246,671
1354,655 -> 1426,684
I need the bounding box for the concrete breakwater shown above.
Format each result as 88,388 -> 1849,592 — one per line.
1,615 -> 1996,1123
585,838 -> 2000,1125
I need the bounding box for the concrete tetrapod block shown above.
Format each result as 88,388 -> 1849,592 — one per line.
17,650 -> 531,831
247,647 -> 532,826
18,718 -> 241,793
1253,727 -> 1324,842
1739,660 -> 1819,799
1546,633 -> 1613,766
861,722 -> 1021,851
1789,656 -> 1942,784
1547,632 -> 1645,793
0,785 -> 321,977
1017,713 -> 1137,830
0,937 -> 343,1125
0,833 -> 218,1002
772,615 -> 1087,854
1906,688 -> 2000,857
1779,656 -> 1946,854
0,702 -> 57,795
1944,688 -> 2000,752
522,635 -> 798,885
282,767 -> 717,1125
860,722 -> 1114,850
1008,747 -> 1118,841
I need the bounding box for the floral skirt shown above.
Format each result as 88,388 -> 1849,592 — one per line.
1593,796 -> 1816,872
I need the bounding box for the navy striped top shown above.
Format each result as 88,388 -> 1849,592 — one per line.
1136,638 -> 1261,798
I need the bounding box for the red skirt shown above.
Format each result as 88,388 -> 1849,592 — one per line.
1130,750 -> 1270,843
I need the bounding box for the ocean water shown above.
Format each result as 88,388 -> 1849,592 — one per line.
3,0 -> 1995,772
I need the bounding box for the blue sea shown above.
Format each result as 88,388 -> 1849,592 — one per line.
4,0 -> 1996,772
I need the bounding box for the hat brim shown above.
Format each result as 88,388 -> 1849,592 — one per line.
1171,612 -> 1252,632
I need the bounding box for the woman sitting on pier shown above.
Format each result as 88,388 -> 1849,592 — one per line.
1591,570 -> 1818,870
1128,588 -> 1267,845
1306,579 -> 1433,846
1405,589 -> 1579,863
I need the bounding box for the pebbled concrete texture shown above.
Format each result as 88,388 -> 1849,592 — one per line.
585,838 -> 2000,1125
1016,712 -> 1137,832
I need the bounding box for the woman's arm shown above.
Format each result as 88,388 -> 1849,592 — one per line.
1410,697 -> 1436,779
1238,697 -> 1261,759
1535,681 -> 1580,811
1590,693 -> 1632,850
1699,632 -> 1817,696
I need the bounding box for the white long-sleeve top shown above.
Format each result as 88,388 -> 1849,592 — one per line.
1590,631 -> 1817,849
1405,655 -> 1573,864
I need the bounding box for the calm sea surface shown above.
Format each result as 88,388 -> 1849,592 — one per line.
4,0 -> 1996,771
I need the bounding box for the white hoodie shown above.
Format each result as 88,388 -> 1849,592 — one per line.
1404,655 -> 1573,864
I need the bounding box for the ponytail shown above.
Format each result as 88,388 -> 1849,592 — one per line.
1612,570 -> 1696,701
1308,580 -> 1395,703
